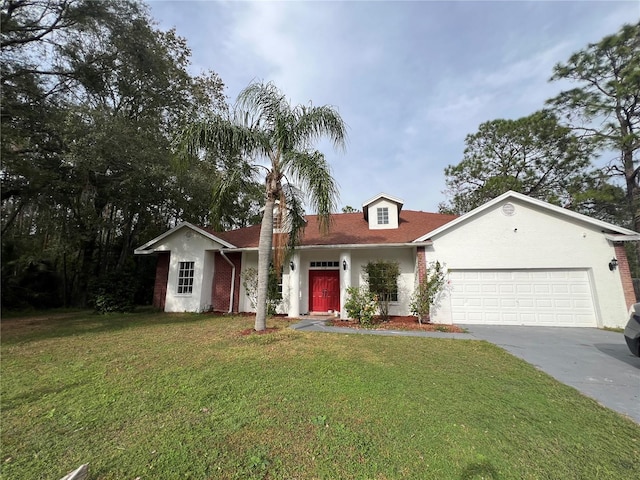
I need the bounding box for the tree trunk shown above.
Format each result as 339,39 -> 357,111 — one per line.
255,197 -> 275,331
623,146 -> 640,267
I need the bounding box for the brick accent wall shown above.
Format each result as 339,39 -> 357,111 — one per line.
416,246 -> 427,283
212,252 -> 242,312
153,252 -> 170,310
615,243 -> 636,308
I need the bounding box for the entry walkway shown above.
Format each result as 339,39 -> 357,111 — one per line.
289,319 -> 640,423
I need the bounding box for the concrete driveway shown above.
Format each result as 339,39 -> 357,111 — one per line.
463,325 -> 640,423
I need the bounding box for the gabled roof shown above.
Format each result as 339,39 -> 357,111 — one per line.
134,221 -> 236,254
208,210 -> 457,249
362,192 -> 404,209
414,190 -> 638,242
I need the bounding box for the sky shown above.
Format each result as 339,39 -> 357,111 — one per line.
148,0 -> 639,213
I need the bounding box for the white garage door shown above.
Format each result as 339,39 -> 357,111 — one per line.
450,269 -> 597,327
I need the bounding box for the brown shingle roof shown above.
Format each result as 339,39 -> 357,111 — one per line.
208,210 -> 457,248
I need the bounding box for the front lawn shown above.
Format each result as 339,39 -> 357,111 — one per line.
1,311 -> 638,479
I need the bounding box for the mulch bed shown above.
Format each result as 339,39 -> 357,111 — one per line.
237,315 -> 464,335
328,316 -> 465,333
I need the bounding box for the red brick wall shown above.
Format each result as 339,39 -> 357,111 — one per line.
153,252 -> 170,310
615,243 -> 636,308
417,246 -> 427,283
211,252 -> 242,312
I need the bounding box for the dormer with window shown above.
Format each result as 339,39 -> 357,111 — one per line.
362,193 -> 403,230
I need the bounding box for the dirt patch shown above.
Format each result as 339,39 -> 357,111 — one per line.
328,316 -> 465,333
239,327 -> 279,336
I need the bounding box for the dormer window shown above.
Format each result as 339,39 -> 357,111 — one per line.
377,207 -> 389,225
362,193 -> 404,230
273,212 -> 282,230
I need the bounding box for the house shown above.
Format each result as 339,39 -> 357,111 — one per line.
134,191 -> 638,328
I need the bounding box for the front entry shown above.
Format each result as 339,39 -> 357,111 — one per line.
309,270 -> 340,312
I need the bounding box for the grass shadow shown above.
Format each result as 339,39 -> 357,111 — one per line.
1,308 -> 250,344
460,459 -> 500,479
2,380 -> 86,411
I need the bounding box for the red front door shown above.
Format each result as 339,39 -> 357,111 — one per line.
309,270 -> 340,312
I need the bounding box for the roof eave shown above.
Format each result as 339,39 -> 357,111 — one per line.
605,234 -> 640,242
133,222 -> 237,254
414,191 -> 639,242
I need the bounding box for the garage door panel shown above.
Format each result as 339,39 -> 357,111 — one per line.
482,284 -> 498,293
534,284 -> 550,294
450,269 -> 596,327
516,284 -> 533,294
500,285 -> 515,294
552,284 -> 570,294
536,298 -> 553,308
574,299 -> 592,309
531,271 -> 548,279
571,284 -> 590,294
554,299 -> 571,308
520,313 -> 536,322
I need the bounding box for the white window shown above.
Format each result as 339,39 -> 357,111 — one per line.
377,207 -> 389,225
177,261 -> 195,294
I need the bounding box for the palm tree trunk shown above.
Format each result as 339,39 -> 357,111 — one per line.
255,197 -> 275,331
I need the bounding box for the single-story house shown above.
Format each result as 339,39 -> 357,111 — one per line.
135,191 -> 638,328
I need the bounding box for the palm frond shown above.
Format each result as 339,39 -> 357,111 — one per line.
209,158 -> 261,230
293,104 -> 348,151
175,112 -> 272,169
236,81 -> 289,130
283,150 -> 339,234
281,183 -> 307,249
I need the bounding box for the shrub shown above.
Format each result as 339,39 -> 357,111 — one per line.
88,272 -> 137,314
241,266 -> 282,316
344,286 -> 377,325
363,260 -> 400,322
410,261 -> 447,324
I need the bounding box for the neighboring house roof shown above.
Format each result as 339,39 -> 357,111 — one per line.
209,210 -> 458,249
414,190 -> 638,242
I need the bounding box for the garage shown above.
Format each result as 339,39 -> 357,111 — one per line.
449,269 -> 597,327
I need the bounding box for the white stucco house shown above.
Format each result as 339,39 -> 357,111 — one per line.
135,191 -> 638,328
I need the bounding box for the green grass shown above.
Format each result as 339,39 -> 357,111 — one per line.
1,310 -> 638,479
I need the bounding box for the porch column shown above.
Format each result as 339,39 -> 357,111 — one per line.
287,251 -> 301,318
416,246 -> 427,283
340,251 -> 352,320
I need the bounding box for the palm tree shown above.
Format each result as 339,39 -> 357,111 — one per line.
180,81 -> 347,331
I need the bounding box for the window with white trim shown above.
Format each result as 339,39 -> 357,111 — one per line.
177,261 -> 195,294
377,207 -> 389,225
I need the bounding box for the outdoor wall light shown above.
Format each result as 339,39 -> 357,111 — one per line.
290,261 -> 295,271
609,258 -> 618,271
343,260 -> 348,270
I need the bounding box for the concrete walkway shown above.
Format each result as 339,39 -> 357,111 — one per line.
289,319 -> 640,423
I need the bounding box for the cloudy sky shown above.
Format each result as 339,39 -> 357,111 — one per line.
148,0 -> 638,212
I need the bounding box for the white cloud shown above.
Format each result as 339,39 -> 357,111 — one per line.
148,0 -> 639,213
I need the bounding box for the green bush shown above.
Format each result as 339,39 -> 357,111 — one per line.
344,286 -> 377,325
88,272 -> 137,314
241,266 -> 282,316
410,261 -> 447,324
363,260 -> 400,321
